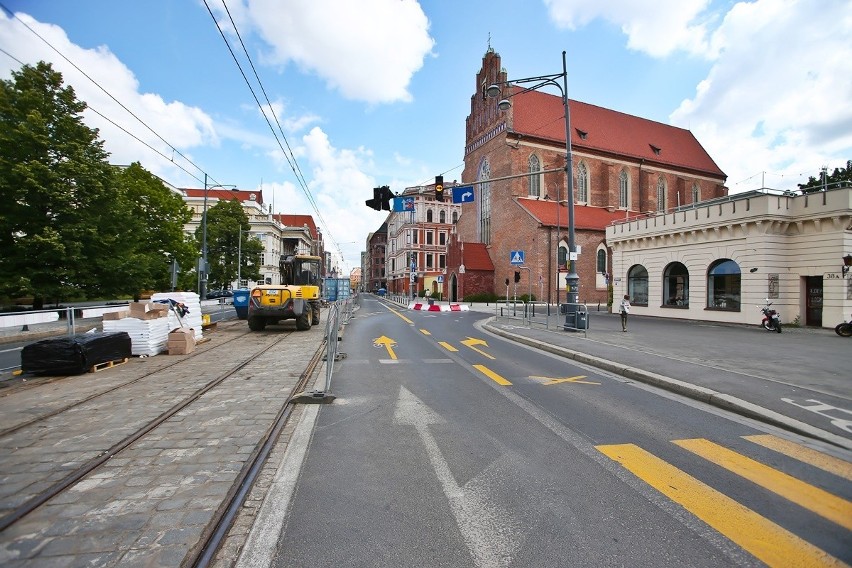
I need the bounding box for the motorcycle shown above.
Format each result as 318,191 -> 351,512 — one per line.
835,314 -> 852,337
758,301 -> 782,333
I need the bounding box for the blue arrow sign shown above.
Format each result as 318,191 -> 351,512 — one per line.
510,250 -> 525,265
452,185 -> 475,204
393,196 -> 415,212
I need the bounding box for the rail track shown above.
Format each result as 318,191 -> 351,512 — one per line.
0,319 -> 326,566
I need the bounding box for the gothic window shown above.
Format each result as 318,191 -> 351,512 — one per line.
657,176 -> 666,211
528,154 -> 541,197
596,248 -> 607,273
577,162 -> 589,203
479,159 -> 492,244
619,169 -> 629,209
692,182 -> 700,204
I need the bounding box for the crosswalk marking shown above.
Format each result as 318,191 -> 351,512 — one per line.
743,434 -> 852,481
596,443 -> 845,568
674,438 -> 852,531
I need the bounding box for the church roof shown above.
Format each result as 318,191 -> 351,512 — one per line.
516,197 -> 631,231
460,241 -> 495,271
510,89 -> 726,179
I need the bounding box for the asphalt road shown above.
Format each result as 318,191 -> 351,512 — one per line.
250,296 -> 850,568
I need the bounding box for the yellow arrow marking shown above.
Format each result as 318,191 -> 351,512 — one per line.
373,335 -> 398,360
438,341 -> 458,352
473,364 -> 512,386
530,375 -> 599,385
461,337 -> 495,359
420,329 -> 431,336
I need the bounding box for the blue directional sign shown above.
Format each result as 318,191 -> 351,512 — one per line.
510,250 -> 525,265
452,185 -> 475,204
393,196 -> 415,212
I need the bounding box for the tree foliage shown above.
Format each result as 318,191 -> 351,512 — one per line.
0,62 -> 199,306
195,198 -> 263,290
798,160 -> 852,194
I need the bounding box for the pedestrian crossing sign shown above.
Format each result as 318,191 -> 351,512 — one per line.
510,250 -> 525,265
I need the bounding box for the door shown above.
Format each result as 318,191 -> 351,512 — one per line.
805,276 -> 823,327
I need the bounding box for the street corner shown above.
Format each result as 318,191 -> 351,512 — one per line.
408,302 -> 469,312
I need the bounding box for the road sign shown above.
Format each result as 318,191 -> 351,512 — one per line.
437,275 -> 444,283
452,186 -> 475,204
510,250 -> 525,265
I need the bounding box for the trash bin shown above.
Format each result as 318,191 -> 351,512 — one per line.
428,298 -> 435,306
233,289 -> 250,320
575,309 -> 588,330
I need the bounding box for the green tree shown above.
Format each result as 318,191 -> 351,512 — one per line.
196,199 -> 262,290
0,62 -> 119,308
111,163 -> 197,296
798,161 -> 852,194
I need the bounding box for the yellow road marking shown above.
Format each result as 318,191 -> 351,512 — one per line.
372,336 -> 398,360
743,434 -> 852,481
597,443 -> 843,568
420,329 -> 431,336
675,438 -> 852,531
530,374 -> 599,385
438,341 -> 458,352
380,303 -> 413,324
473,364 -> 512,386
460,337 -> 495,359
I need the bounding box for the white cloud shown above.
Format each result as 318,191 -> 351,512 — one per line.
0,12 -> 219,185
215,0 -> 435,104
670,0 -> 852,191
543,0 -> 715,57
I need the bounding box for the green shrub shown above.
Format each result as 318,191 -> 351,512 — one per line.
462,292 -> 499,303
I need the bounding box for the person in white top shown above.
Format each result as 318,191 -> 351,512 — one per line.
619,294 -> 631,332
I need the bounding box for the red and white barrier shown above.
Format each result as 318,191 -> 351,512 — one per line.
408,302 -> 469,312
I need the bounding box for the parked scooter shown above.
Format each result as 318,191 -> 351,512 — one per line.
758,301 -> 782,333
835,314 -> 852,337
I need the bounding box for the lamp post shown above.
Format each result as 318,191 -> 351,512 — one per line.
486,51 -> 578,314
199,174 -> 236,300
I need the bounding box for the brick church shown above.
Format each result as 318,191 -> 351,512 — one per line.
445,47 -> 727,305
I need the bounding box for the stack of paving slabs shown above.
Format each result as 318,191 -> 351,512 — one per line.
151,292 -> 204,340
21,332 -> 132,375
102,301 -> 170,356
167,327 -> 196,355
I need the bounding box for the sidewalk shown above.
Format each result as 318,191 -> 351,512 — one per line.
465,304 -> 851,452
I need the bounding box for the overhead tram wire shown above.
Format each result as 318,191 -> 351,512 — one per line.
0,2 -> 227,189
204,0 -> 343,258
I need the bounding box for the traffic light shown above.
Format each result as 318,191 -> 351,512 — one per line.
380,185 -> 393,211
514,271 -> 521,283
435,175 -> 444,202
505,278 -> 509,287
366,186 -> 382,210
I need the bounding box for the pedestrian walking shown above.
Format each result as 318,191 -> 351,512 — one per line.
619,294 -> 631,331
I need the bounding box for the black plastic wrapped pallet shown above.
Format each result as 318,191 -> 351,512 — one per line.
21,332 -> 132,375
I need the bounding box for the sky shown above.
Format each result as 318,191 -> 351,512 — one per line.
1,0 -> 850,274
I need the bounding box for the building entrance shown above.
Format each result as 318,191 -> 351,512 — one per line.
805,276 -> 823,327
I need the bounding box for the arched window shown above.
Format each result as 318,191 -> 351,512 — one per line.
596,249 -> 607,274
707,259 -> 741,310
426,209 -> 433,223
452,211 -> 458,223
479,159 -> 491,244
577,162 -> 589,203
528,154 -> 541,197
619,169 -> 629,209
558,241 -> 568,269
663,262 -> 689,307
657,176 -> 666,211
627,265 -> 648,305
691,182 -> 700,204
439,210 -> 446,223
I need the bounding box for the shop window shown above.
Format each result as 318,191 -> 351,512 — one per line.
627,265 -> 648,305
663,262 -> 689,307
707,259 -> 741,310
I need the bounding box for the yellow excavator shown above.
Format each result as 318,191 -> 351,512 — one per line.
247,254 -> 322,331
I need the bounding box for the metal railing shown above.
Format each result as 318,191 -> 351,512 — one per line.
495,300 -> 589,336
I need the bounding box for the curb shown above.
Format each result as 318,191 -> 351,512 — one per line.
481,319 -> 851,451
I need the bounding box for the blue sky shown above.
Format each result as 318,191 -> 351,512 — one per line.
2,0 -> 850,274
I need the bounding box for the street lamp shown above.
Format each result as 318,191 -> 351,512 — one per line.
200,173 -> 236,300
487,50 -> 579,315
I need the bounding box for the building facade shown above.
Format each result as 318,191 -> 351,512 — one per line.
449,48 -> 728,305
607,187 -> 852,328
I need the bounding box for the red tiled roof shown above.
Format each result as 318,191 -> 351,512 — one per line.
461,242 -> 494,271
274,214 -> 318,239
511,89 -> 726,179
183,188 -> 265,204
517,197 -> 631,231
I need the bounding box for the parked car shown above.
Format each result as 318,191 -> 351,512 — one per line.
207,290 -> 234,299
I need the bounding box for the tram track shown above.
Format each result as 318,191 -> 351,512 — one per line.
0,323 -> 324,548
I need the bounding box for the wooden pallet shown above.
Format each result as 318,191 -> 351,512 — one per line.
89,358 -> 129,373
